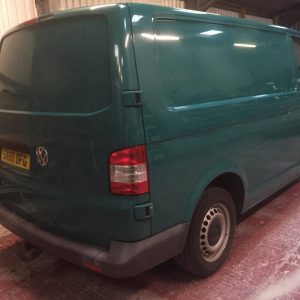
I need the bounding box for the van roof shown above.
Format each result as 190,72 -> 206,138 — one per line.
127,3 -> 300,36
3,3 -> 300,39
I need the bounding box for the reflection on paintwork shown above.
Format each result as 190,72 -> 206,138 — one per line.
132,15 -> 143,23
167,92 -> 297,112
200,30 -> 223,36
114,44 -> 123,82
176,8 -> 219,15
254,94 -> 268,98
234,43 -> 257,48
270,25 -> 287,30
125,34 -> 129,48
114,44 -> 119,58
141,33 -> 180,41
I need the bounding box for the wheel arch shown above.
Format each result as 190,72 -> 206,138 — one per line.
206,173 -> 245,217
185,164 -> 247,222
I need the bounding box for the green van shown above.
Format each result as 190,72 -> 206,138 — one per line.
0,3 -> 300,278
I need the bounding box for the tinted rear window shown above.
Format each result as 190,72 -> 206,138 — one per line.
0,16 -> 111,113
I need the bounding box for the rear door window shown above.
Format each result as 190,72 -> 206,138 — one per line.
0,16 -> 111,113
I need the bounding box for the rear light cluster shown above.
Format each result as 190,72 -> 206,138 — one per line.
82,262 -> 102,273
109,145 -> 149,195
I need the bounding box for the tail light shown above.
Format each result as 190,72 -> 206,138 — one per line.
109,145 -> 149,195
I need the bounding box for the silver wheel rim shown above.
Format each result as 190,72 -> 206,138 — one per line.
199,203 -> 231,262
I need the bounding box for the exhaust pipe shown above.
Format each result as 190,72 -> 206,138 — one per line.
16,240 -> 43,262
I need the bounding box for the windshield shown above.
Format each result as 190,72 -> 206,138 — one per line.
0,16 -> 111,113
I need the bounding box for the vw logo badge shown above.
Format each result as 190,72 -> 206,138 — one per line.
36,146 -> 48,167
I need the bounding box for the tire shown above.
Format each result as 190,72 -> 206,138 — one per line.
176,187 -> 236,277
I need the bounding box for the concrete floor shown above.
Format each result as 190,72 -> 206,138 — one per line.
1,182 -> 300,300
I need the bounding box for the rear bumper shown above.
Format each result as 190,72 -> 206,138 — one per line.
0,203 -> 189,278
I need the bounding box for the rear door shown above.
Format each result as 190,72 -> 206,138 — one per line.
0,6 -> 150,246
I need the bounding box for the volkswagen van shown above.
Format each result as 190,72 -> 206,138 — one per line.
0,3 -> 300,278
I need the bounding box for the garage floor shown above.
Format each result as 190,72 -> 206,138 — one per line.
1,182 -> 300,300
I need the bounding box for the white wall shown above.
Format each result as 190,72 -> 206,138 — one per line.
50,0 -> 184,12
245,14 -> 272,24
0,0 -> 37,38
207,7 -> 272,24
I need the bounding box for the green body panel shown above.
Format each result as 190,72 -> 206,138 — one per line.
129,4 -> 300,233
1,3 -> 300,245
0,5 -> 150,247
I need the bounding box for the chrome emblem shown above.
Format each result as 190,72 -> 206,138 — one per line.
36,146 -> 48,167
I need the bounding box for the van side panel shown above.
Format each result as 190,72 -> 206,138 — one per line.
130,5 -> 300,233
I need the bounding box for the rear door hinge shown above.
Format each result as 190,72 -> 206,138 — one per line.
122,90 -> 142,107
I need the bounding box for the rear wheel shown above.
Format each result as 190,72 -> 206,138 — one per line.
177,187 -> 236,277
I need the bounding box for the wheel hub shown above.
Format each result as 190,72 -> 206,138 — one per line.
199,203 -> 230,262
207,218 -> 222,246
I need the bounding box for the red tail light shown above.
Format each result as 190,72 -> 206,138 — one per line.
82,262 -> 102,273
109,145 -> 149,195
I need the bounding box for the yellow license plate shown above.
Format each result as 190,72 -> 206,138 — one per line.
1,148 -> 30,170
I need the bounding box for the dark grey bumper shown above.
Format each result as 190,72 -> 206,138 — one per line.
0,203 -> 189,278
